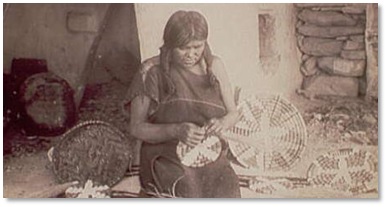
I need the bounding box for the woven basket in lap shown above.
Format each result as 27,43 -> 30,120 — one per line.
223,94 -> 307,172
176,135 -> 222,168
52,120 -> 132,187
307,148 -> 378,194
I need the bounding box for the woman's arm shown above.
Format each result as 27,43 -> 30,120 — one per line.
128,95 -> 205,146
140,55 -> 160,72
205,57 -> 239,135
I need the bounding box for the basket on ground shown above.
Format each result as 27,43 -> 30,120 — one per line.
52,120 -> 132,187
224,94 -> 307,172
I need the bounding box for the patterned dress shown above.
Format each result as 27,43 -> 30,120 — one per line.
124,63 -> 240,198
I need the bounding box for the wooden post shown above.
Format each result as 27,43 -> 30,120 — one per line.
365,3 -> 378,101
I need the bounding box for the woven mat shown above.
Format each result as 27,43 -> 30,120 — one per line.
52,120 -> 132,187
224,94 -> 307,172
307,148 -> 378,194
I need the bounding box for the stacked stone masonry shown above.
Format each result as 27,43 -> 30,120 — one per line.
295,4 -> 368,97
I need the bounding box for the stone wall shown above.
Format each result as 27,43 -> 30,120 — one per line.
295,4 -> 368,97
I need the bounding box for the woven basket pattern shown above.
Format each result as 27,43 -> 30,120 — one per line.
176,135 -> 222,168
307,148 -> 378,194
224,94 -> 307,172
239,175 -> 310,194
52,120 -> 132,187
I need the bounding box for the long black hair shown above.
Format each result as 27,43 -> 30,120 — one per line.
159,10 -> 217,94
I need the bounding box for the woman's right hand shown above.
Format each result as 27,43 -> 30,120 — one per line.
175,123 -> 206,147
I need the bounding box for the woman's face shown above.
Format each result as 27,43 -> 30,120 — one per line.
172,40 -> 206,69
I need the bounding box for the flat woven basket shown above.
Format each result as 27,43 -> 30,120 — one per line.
224,94 -> 307,172
19,72 -> 76,136
176,135 -> 222,168
52,120 -> 132,187
307,148 -> 378,194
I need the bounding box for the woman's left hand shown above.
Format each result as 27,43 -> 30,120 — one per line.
205,118 -> 225,136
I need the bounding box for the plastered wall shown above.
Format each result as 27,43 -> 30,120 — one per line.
3,3 -> 302,103
3,4 -> 109,91
3,3 -> 141,105
134,3 -> 302,99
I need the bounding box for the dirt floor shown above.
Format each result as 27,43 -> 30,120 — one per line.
3,80 -> 379,198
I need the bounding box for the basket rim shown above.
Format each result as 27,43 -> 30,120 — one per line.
52,120 -> 132,186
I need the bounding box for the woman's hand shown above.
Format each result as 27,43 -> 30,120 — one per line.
205,118 -> 225,136
176,123 -> 206,147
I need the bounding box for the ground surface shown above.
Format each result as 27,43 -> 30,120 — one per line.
3,81 -> 379,198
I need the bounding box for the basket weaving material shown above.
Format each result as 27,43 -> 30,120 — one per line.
176,135 -> 222,168
239,175 -> 310,194
307,148 -> 378,194
224,94 -> 307,172
52,120 -> 132,187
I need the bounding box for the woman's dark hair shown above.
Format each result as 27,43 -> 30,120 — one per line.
163,10 -> 208,49
159,10 -> 216,91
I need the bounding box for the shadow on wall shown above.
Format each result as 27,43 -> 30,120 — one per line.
3,3 -> 141,107
85,3 -> 141,86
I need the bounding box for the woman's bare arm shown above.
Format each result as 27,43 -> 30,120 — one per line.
141,55 -> 160,72
128,95 -> 205,146
206,57 -> 239,134
129,96 -> 177,144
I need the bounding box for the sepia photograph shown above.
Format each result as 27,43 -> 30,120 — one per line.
2,2 -> 379,199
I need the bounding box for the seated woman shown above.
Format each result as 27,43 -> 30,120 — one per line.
123,10 -> 241,198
